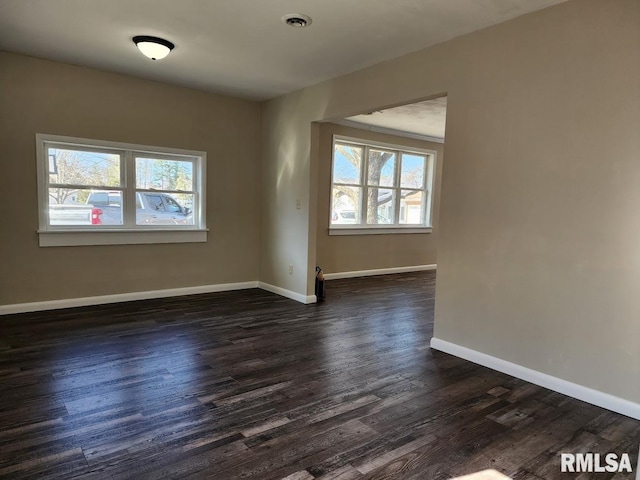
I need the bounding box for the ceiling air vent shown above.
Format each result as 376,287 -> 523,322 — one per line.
282,14 -> 312,28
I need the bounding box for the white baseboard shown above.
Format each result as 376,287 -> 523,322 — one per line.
258,282 -> 317,304
430,337 -> 640,421
0,281 -> 259,315
323,264 -> 436,280
0,279 -> 320,315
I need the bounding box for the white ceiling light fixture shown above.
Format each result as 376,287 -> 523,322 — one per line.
133,35 -> 174,60
281,14 -> 312,28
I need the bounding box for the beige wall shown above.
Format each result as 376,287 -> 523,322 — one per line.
0,52 -> 261,305
316,122 -> 443,274
259,96 -> 317,297
261,0 -> 640,403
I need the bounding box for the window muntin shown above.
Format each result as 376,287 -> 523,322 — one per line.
37,135 -> 205,236
331,136 -> 435,229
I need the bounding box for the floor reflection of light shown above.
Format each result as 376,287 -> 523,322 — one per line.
451,469 -> 512,480
317,307 -> 425,394
50,331 -> 202,458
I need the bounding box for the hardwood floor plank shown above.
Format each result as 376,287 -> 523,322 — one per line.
316,464 -> 363,479
353,434 -> 438,474
240,416 -> 292,438
0,446 -> 86,477
279,470 -> 315,480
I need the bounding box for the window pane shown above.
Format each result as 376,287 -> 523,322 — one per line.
333,144 -> 362,184
136,157 -> 194,191
367,149 -> 395,187
48,188 -> 122,226
136,192 -> 194,225
367,188 -> 394,224
400,154 -> 426,189
331,186 -> 361,225
48,147 -> 120,187
399,190 -> 424,224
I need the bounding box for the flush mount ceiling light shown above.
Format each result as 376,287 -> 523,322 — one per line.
133,35 -> 174,60
281,14 -> 312,28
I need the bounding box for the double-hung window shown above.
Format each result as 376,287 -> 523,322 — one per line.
330,135 -> 436,234
36,134 -> 207,247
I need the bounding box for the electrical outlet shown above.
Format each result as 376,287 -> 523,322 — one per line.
288,264 -> 294,275
296,199 -> 301,209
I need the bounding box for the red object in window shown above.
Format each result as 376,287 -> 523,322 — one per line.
91,208 -> 103,225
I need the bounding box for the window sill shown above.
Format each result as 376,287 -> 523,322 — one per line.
38,229 -> 208,247
329,226 -> 433,236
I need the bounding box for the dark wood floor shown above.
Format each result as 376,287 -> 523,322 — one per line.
0,271 -> 638,479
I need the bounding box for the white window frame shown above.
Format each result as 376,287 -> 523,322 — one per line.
329,135 -> 436,235
36,134 -> 207,247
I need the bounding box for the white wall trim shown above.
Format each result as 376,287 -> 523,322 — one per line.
258,282 -> 317,304
323,264 -> 436,280
329,226 -> 432,236
0,280 -> 321,315
0,281 -> 259,315
430,337 -> 640,421
38,229 -> 208,247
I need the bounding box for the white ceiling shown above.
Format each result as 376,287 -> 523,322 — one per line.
344,97 -> 448,141
0,0 -> 566,100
